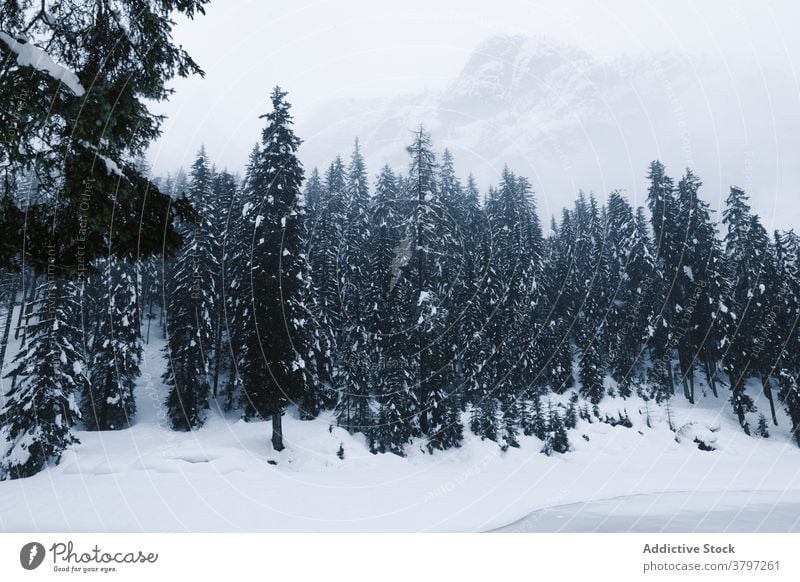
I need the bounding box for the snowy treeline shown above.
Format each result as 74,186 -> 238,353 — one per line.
1,88 -> 799,480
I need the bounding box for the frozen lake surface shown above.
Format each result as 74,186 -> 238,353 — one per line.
492,490 -> 800,532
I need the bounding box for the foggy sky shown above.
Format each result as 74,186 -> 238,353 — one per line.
148,0 -> 800,228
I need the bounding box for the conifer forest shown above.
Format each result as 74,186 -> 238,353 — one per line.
0,0 -> 799,534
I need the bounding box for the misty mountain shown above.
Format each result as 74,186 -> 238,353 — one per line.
298,34 -> 799,228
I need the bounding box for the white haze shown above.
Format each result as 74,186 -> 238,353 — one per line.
148,0 -> 800,230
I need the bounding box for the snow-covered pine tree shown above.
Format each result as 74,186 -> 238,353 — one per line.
466,222 -> 503,443
645,161 -> 679,398
721,186 -> 764,433
210,170 -> 238,397
297,167 -> 326,418
603,193 -> 655,395
780,372 -> 800,446
572,193 -> 608,404
436,150 -> 470,399
1,279 -> 86,479
404,128 -> 464,451
481,167 -> 543,448
539,210 -> 576,394
162,148 -> 219,430
369,165 -> 419,454
139,255 -> 163,345
221,147 -> 258,411
237,87 -> 307,451
541,400 -> 570,455
733,215 -> 783,424
85,257 -> 142,430
757,414 -> 770,438
373,275 -> 420,455
670,169 -> 724,404
456,174 -> 494,407
774,230 -> 800,443
305,157 -> 349,413
335,139 -> 375,436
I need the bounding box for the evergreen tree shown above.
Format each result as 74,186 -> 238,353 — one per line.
162,222 -> 216,430
670,169 -> 723,404
0,0 -> 208,272
539,211 -> 576,394
370,165 -> 419,454
85,258 -> 142,431
1,279 -> 86,479
298,167 -> 326,418
210,169 -> 238,397
306,157 -> 349,414
721,187 -> 774,432
579,342 -> 605,404
222,146 -> 261,412
467,225 -> 503,443
236,87 -> 307,451
604,194 -> 655,394
542,400 -> 570,455
756,414 -> 770,438
481,168 -> 543,448
161,147 -> 220,430
571,193 -> 608,404
775,230 -> 800,443
404,128 -> 463,451
335,140 -> 375,435
645,162 -> 679,398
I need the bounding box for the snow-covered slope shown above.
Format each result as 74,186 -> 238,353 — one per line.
1,327 -> 799,532
297,35 -> 800,229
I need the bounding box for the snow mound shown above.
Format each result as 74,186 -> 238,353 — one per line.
675,422 -> 720,451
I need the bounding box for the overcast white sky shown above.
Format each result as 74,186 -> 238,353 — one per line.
149,0 -> 799,192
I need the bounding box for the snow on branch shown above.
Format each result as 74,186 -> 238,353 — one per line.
79,141 -> 128,180
0,32 -> 85,97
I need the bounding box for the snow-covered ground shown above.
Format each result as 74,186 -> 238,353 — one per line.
1,321 -> 800,532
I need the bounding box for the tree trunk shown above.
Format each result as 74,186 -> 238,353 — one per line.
762,375 -> 779,426
14,273 -> 37,340
679,359 -> 693,403
10,276 -> 39,391
666,356 -> 676,396
212,299 -> 223,398
0,273 -> 19,371
145,293 -> 154,344
704,359 -> 718,398
271,411 -> 285,451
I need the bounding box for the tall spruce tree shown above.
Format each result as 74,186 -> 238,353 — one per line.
85,257 -> 142,430
775,230 -> 800,443
162,148 -> 219,430
645,161 -> 679,399
335,140 -> 375,435
481,168 -> 543,447
237,87 -> 307,452
299,167 -> 327,418
404,128 -> 464,451
1,279 -> 86,479
603,194 -> 655,395
670,169 -> 724,404
307,157 -> 349,413
369,165 -> 419,454
539,210 -> 577,394
210,170 -> 238,397
721,186 -> 761,433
